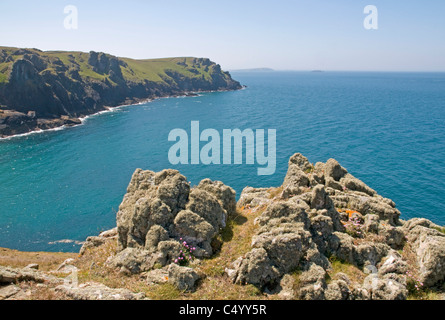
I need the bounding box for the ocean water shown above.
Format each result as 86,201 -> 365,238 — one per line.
1,71 -> 444,252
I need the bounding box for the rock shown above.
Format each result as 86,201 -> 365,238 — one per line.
55,282 -> 146,300
79,236 -> 106,255
328,232 -> 355,265
25,264 -> 39,270
173,210 -> 216,257
296,264 -> 327,300
0,266 -> 62,285
145,268 -> 169,285
237,187 -> 271,208
324,159 -> 347,181
252,227 -> 311,274
364,214 -> 380,233
144,225 -> 170,253
167,263 -> 200,292
276,274 -> 296,300
325,279 -> 351,300
363,273 -> 407,300
109,248 -> 153,274
186,188 -> 227,231
416,233 -> 445,287
196,179 -> 236,218
0,285 -> 21,300
112,168 -> 235,272
288,153 -> 313,172
227,248 -> 280,288
378,251 -> 408,276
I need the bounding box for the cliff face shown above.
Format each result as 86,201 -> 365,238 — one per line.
0,47 -> 242,137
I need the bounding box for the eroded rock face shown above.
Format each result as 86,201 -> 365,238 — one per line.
226,153 -> 445,299
110,168 -> 236,274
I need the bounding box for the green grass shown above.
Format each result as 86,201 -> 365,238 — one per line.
0,46 -> 222,87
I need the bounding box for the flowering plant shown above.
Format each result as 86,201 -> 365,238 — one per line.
174,238 -> 197,266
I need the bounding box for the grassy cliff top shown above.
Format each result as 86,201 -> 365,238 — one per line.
0,46 -> 228,85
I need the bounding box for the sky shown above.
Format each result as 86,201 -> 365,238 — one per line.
0,0 -> 444,71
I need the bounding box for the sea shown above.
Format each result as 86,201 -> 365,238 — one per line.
1,71 -> 444,252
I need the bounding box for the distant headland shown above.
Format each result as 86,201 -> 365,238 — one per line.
0,47 -> 242,138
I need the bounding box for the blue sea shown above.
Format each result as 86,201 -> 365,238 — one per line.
1,71 -> 444,252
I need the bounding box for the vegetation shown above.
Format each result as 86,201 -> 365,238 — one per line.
0,46 -> 227,87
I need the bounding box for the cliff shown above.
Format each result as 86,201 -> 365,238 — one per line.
1,153 -> 444,300
0,47 -> 242,137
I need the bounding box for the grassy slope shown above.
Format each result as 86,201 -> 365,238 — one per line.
0,46 -> 220,86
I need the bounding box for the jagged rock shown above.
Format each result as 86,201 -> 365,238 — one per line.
363,273 -> 407,300
173,210 -> 216,258
296,264 -> 327,300
110,168 -> 235,273
25,264 -> 39,270
237,187 -> 271,208
227,248 -> 280,287
80,236 -> 106,255
144,225 -> 170,253
55,282 -> 146,300
378,224 -> 405,249
328,232 -> 356,264
252,227 -> 312,274
325,279 -> 351,300
355,243 -> 390,267
186,188 -> 227,231
364,214 -> 380,233
168,263 -> 201,292
415,233 -> 445,287
196,179 -> 236,218
324,159 -> 347,181
378,251 -> 408,276
275,274 -> 297,300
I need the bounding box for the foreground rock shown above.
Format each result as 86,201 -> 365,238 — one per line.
227,153 -> 445,300
107,168 -> 235,288
55,282 -> 146,300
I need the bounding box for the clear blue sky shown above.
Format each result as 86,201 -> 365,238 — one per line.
1,0 -> 444,71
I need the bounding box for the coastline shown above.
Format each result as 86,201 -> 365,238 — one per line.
0,87 -> 243,141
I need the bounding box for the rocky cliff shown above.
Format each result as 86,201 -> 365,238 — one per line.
1,153 -> 444,300
0,47 -> 242,137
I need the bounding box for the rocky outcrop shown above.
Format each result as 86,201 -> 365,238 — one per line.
108,168 -> 236,278
226,153 -> 445,299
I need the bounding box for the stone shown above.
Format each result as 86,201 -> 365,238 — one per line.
196,178 -> 236,218
56,282 -> 146,300
416,233 -> 445,287
297,264 -> 327,300
324,159 -> 347,181
167,263 -> 200,292
325,280 -> 351,300
0,285 -> 21,300
227,248 -> 280,287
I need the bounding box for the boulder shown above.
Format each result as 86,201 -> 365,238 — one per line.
168,263 -> 201,292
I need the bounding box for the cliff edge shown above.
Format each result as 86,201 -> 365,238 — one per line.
0,47 -> 242,137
